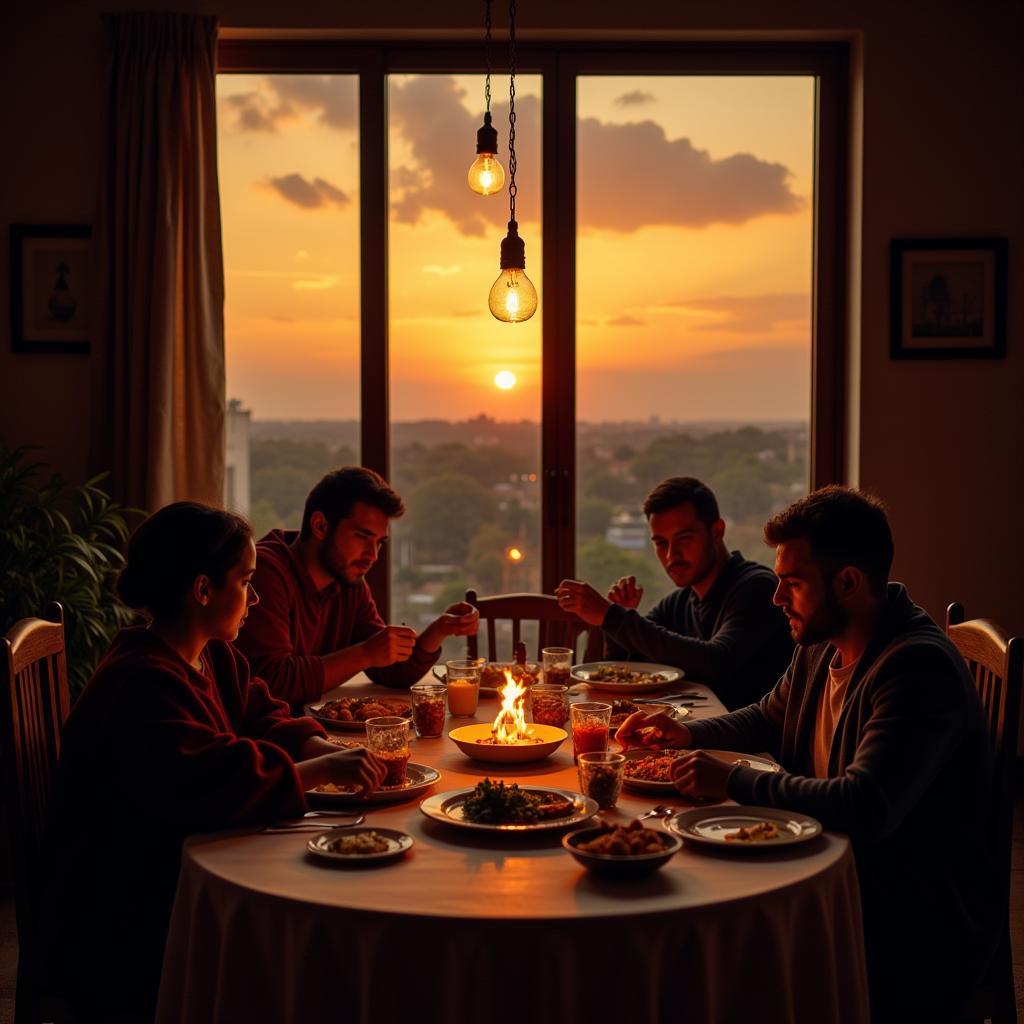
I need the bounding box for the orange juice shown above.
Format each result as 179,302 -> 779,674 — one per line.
447,678 -> 480,716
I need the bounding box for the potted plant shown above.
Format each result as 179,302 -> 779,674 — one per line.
0,443 -> 138,697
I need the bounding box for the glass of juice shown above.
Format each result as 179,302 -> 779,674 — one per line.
531,683 -> 569,727
364,716 -> 411,786
542,646 -> 573,689
444,659 -> 481,717
570,701 -> 612,763
410,682 -> 448,737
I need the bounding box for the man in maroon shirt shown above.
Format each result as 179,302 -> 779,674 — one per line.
236,466 -> 479,710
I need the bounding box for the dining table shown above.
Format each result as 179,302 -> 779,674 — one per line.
155,674 -> 869,1024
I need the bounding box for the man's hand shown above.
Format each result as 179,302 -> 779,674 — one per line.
607,575 -> 643,610
555,579 -> 611,626
419,602 -> 480,652
670,750 -> 733,801
616,711 -> 691,750
359,625 -> 417,668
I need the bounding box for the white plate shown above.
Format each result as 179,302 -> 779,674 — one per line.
420,786 -> 598,833
307,763 -> 440,807
620,747 -> 689,793
571,662 -> 683,694
306,826 -> 414,863
305,697 -> 412,733
620,748 -> 779,793
667,805 -> 822,850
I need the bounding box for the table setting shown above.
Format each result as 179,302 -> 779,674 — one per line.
156,655 -> 870,1024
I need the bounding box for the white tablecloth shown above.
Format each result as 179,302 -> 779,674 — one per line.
156,679 -> 869,1024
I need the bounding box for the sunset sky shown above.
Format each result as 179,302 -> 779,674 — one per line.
216,73 -> 813,423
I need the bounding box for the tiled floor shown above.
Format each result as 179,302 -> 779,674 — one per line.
3,789 -> 1023,1023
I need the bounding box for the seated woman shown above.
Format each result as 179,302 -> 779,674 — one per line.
41,502 -> 386,1022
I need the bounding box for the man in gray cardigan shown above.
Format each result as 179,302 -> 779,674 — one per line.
619,487 -> 999,1022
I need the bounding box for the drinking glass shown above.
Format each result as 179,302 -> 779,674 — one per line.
577,751 -> 626,809
410,682 -> 448,737
531,683 -> 569,727
364,716 -> 411,785
444,659 -> 481,717
570,701 -> 612,763
542,646 -> 573,689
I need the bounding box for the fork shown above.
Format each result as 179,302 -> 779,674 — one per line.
637,805 -> 675,822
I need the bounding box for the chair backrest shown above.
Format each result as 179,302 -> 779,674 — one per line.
1,602 -> 71,1016
945,602 -> 1022,894
465,589 -> 603,663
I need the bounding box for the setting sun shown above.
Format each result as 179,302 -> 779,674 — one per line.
494,370 -> 516,390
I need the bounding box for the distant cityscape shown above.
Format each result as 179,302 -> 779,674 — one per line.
225,398 -> 808,658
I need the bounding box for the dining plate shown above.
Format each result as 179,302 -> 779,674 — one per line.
448,723 -> 567,763
419,786 -> 598,833
609,701 -> 689,735
667,805 -> 822,850
433,662 -> 540,697
307,763 -> 440,808
306,826 -> 414,864
620,748 -> 780,793
304,697 -> 412,733
570,662 -> 683,694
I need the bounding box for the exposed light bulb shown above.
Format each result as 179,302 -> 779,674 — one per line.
468,153 -> 505,195
489,220 -> 537,323
468,112 -> 505,196
488,269 -> 537,323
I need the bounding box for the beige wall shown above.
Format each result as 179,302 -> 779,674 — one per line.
2,0 -> 1021,632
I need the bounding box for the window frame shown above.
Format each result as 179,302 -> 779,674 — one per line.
218,38 -> 850,612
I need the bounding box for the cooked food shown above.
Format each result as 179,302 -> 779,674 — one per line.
609,699 -> 640,728
623,749 -> 685,782
329,831 -> 392,854
314,696 -> 411,723
314,781 -> 361,794
586,664 -> 670,686
474,735 -> 543,745
577,820 -> 667,855
461,778 -> 573,825
480,662 -> 540,689
724,821 -> 781,843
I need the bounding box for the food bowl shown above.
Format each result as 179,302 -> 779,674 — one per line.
447,722 -> 567,763
562,825 -> 682,879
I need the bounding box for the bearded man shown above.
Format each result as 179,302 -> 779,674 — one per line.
617,486 -> 999,1022
235,466 -> 477,710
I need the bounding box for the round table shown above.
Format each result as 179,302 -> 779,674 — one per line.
155,680 -> 869,1024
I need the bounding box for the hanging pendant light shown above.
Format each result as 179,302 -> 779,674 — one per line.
467,0 -> 505,196
488,0 -> 537,323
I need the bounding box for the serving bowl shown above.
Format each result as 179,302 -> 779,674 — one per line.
447,722 -> 567,763
562,825 -> 682,879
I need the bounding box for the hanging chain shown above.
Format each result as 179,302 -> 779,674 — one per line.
507,0 -> 518,223
484,0 -> 492,114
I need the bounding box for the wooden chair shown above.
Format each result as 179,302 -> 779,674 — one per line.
465,589 -> 603,663
946,602 -> 1022,1024
1,602 -> 71,1024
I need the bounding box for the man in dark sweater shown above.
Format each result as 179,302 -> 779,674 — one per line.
235,467 -> 478,710
618,487 -> 999,1022
555,476 -> 792,709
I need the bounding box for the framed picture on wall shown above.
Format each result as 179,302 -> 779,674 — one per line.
890,237 -> 1007,359
9,224 -> 93,354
